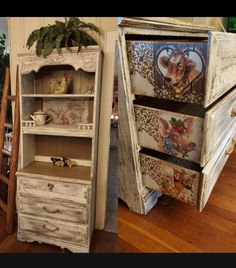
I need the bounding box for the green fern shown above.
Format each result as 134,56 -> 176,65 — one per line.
26,17 -> 100,57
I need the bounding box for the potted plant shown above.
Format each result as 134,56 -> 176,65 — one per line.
0,33 -> 9,101
26,17 -> 100,57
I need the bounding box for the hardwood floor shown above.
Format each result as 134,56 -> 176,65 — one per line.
0,211 -> 117,253
118,148 -> 236,253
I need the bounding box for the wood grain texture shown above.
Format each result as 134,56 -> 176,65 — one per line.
118,147 -> 236,252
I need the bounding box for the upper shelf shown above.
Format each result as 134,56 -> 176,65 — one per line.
18,46 -> 101,74
22,124 -> 94,138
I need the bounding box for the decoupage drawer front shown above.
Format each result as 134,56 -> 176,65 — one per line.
18,213 -> 88,245
134,104 -> 204,163
202,87 -> 236,166
140,151 -> 201,207
17,176 -> 90,205
127,40 -> 207,105
17,196 -> 88,224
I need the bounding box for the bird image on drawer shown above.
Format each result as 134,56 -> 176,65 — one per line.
127,41 -> 207,105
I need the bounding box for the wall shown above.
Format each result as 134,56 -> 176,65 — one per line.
172,17 -> 224,31
8,17 -> 117,230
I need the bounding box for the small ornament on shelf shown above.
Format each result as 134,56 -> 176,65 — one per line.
78,123 -> 93,131
48,73 -> 69,94
22,120 -> 35,127
50,156 -> 76,168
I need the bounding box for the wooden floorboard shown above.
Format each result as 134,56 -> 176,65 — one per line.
118,148 -> 236,252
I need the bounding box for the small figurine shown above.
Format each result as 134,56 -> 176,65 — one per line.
49,73 -> 69,94
51,157 -> 61,166
66,159 -> 76,168
55,160 -> 65,168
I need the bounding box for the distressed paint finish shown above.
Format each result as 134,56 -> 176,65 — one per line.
140,153 -> 200,207
118,31 -> 160,214
199,128 -> 236,211
17,176 -> 90,205
134,104 -> 204,163
205,32 -> 236,107
17,213 -> 88,249
16,48 -> 103,252
202,87 -> 236,166
118,18 -> 236,214
18,196 -> 89,224
127,41 -> 207,105
18,47 -> 98,74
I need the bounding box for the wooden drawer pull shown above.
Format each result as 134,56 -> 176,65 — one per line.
225,139 -> 236,155
231,108 -> 236,116
47,183 -> 54,191
43,206 -> 61,214
42,224 -> 59,232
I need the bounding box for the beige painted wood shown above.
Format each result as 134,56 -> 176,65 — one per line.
202,87 -> 236,165
17,161 -> 91,182
22,124 -> 93,138
119,17 -> 215,33
34,155 -> 92,167
96,29 -> 117,229
199,127 -> 236,211
17,195 -> 89,224
9,17 -> 116,230
16,46 -> 103,252
204,32 -> 236,107
118,28 -> 160,214
17,213 -> 88,249
16,175 -> 90,204
118,17 -> 236,215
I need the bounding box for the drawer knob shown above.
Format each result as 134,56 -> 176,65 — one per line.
231,109 -> 236,117
42,224 -> 59,232
43,206 -> 61,214
225,139 -> 236,155
47,183 -> 54,191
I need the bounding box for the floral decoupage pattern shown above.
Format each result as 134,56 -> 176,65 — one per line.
43,99 -> 91,125
134,105 -> 203,163
140,153 -> 200,206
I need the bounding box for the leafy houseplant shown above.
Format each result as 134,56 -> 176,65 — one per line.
0,33 -> 11,123
26,17 -> 100,57
0,33 -> 10,101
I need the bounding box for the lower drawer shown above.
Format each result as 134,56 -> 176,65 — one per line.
17,196 -> 88,224
18,213 -> 88,245
140,127 -> 236,210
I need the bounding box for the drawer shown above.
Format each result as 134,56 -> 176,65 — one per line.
17,196 -> 88,224
127,32 -> 236,107
17,176 -> 90,205
140,126 -> 236,210
134,87 -> 236,166
17,213 -> 88,245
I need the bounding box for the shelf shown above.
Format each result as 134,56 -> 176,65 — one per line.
22,124 -> 93,138
22,94 -> 95,98
17,161 -> 91,182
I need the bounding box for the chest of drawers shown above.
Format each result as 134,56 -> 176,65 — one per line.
118,18 -> 236,213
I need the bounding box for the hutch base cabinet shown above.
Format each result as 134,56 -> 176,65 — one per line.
16,46 -> 102,253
